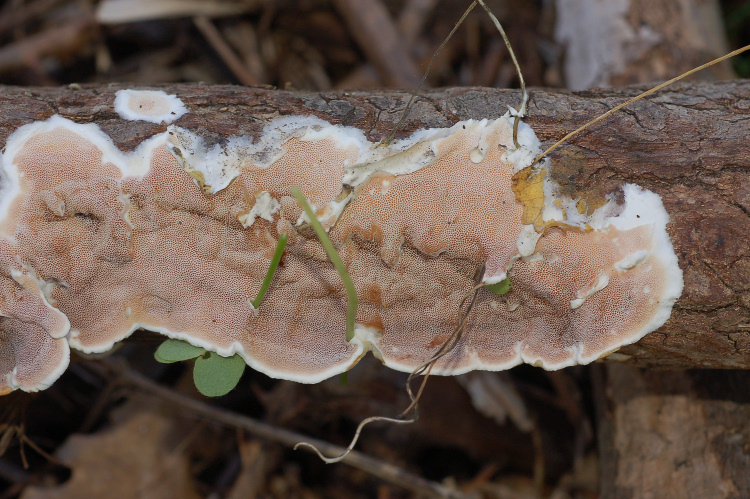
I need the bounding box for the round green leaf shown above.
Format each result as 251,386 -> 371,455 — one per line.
154,339 -> 206,363
484,278 -> 512,296
193,352 -> 246,397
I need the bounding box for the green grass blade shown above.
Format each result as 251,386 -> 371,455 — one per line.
252,233 -> 288,309
290,186 -> 358,342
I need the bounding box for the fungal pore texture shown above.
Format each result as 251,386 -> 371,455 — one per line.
0,93 -> 683,393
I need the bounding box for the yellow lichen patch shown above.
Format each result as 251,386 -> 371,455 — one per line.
583,194 -> 609,216
575,196 -> 609,217
511,166 -> 546,227
512,163 -> 607,234
169,145 -> 213,194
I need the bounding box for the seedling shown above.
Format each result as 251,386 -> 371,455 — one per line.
252,233 -> 288,309
155,340 -> 245,397
153,234 -> 288,397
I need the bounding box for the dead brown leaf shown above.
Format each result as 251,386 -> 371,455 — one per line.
21,406 -> 200,499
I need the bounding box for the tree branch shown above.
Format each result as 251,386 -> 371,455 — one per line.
1,81 -> 748,370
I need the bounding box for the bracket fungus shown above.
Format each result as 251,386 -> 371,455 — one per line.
0,91 -> 682,393
114,89 -> 187,124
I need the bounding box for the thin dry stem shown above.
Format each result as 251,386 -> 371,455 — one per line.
531,44 -> 750,166
381,1 -> 477,146
298,266 -> 485,464
400,277 -> 484,417
475,0 -> 528,148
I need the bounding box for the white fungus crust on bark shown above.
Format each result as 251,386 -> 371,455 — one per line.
0,98 -> 683,393
114,89 -> 187,124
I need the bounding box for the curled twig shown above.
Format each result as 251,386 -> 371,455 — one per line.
96,362 -> 467,498
296,265 -> 486,463
294,414 -> 415,464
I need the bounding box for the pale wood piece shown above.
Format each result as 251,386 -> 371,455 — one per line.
595,365 -> 750,498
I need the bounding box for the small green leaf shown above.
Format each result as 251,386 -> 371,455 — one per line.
193,352 -> 246,397
155,339 -> 206,363
484,278 -> 512,295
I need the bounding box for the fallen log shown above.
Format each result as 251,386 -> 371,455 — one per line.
0,82 -> 748,391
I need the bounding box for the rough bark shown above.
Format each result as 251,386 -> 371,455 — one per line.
0,82 -> 748,370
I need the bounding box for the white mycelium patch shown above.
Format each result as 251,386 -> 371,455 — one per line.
238,191 -> 281,228
114,89 -> 187,124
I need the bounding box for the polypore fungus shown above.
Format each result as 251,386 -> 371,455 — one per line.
114,89 -> 187,124
0,90 -> 683,393
0,242 -> 70,393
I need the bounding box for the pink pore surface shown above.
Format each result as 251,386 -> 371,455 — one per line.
237,137 -> 358,206
339,222 -> 673,374
0,117 -> 676,387
331,123 -> 523,279
6,124 -> 361,381
0,242 -> 69,393
0,318 -> 68,393
509,225 -> 667,367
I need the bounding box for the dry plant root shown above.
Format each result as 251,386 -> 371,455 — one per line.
531,44 -> 750,166
295,266 -> 487,464
384,0 -> 527,148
